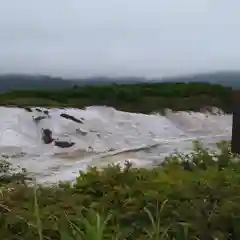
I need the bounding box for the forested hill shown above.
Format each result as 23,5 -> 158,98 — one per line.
0,71 -> 239,92
0,75 -> 148,91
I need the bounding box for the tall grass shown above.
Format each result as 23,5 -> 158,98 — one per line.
34,182 -> 43,240
144,200 -> 171,240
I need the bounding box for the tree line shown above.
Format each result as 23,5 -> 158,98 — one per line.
0,82 -> 233,113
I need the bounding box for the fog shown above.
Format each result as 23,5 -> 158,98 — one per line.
0,0 -> 239,78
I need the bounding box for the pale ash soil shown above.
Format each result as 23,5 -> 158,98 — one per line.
0,106 -> 232,184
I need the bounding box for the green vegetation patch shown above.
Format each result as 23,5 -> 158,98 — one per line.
0,82 -> 233,113
1,141 -> 240,239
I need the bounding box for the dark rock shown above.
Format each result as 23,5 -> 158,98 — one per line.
24,107 -> 32,112
54,141 -> 75,148
43,110 -> 49,115
108,148 -> 116,152
88,146 -> 94,151
42,128 -> 54,144
43,128 -> 52,136
33,116 -> 47,123
149,132 -> 155,137
60,113 -> 84,124
90,130 -> 97,133
76,129 -> 88,136
97,133 -> 101,138
35,108 -> 42,112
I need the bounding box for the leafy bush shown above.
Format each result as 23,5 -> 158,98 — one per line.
1,141 -> 240,239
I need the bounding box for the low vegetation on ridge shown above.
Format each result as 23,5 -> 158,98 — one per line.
0,82 -> 233,113
1,141 -> 240,239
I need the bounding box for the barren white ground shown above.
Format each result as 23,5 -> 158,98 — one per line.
0,106 -> 232,184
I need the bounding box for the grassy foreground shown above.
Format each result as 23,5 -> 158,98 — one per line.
1,141 -> 240,239
0,82 -> 233,113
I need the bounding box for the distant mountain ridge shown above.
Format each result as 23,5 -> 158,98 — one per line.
0,71 -> 239,92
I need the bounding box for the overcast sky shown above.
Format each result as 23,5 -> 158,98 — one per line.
0,0 -> 239,78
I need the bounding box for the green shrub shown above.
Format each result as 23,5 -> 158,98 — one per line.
1,141 -> 240,239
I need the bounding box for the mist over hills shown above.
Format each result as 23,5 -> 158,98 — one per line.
0,71 -> 239,92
